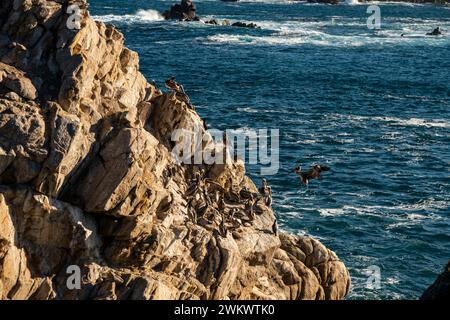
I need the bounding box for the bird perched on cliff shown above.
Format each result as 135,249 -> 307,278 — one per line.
239,187 -> 253,200
165,76 -> 194,109
272,220 -> 278,236
293,164 -> 330,186
165,76 -> 183,92
258,178 -> 272,207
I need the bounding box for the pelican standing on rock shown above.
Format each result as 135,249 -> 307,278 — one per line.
258,178 -> 273,207
164,76 -> 182,92
165,76 -> 194,109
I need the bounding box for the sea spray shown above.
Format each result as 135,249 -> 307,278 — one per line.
92,9 -> 164,24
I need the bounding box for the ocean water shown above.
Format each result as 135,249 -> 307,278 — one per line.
89,0 -> 450,299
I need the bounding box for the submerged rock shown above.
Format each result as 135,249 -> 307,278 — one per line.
163,0 -> 200,21
421,261 -> 450,300
162,0 -> 259,28
204,19 -> 219,25
0,0 -> 350,300
426,27 -> 443,36
203,19 -> 259,29
231,21 -> 259,29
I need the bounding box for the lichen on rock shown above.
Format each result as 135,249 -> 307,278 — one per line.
0,0 -> 350,300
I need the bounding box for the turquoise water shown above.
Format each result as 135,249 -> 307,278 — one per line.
89,0 -> 450,299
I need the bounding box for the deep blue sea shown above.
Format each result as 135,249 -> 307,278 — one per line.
89,0 -> 450,299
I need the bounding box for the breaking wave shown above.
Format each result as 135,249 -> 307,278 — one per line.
92,9 -> 164,24
200,16 -> 450,47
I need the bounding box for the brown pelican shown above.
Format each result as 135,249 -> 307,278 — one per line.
239,187 -> 253,200
164,76 -> 182,92
176,91 -> 192,106
293,164 -> 330,185
258,178 -> 273,207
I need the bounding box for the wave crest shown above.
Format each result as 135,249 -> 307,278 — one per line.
92,9 -> 164,24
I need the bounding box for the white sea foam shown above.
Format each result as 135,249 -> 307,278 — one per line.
374,116 -> 450,129
201,14 -> 450,47
329,114 -> 450,129
318,208 -> 346,217
394,118 -> 450,129
386,220 -> 420,230
344,0 -> 359,5
316,199 -> 449,219
93,7 -> 450,48
92,9 -> 164,24
385,277 -> 401,285
237,107 -> 259,113
296,139 -> 320,144
204,33 -> 373,47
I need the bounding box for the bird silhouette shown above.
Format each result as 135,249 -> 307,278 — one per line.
293,164 -> 330,185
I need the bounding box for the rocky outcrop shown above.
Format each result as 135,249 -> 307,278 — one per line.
421,262 -> 450,300
204,19 -> 259,29
163,0 -> 200,22
0,0 -> 350,300
163,1 -> 259,28
231,22 -> 259,29
426,27 -> 443,36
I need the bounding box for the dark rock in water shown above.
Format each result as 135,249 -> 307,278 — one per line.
163,0 -> 200,21
221,0 -> 240,2
421,261 -> 450,300
426,27 -> 443,36
204,19 -> 219,25
203,19 -> 258,28
231,22 -> 259,29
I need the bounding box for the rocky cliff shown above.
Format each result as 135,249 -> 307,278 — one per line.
0,0 -> 350,300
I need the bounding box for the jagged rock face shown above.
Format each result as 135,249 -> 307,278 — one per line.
0,0 -> 350,300
421,262 -> 450,300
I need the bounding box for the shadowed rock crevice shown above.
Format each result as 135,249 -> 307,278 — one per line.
0,0 -> 350,300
